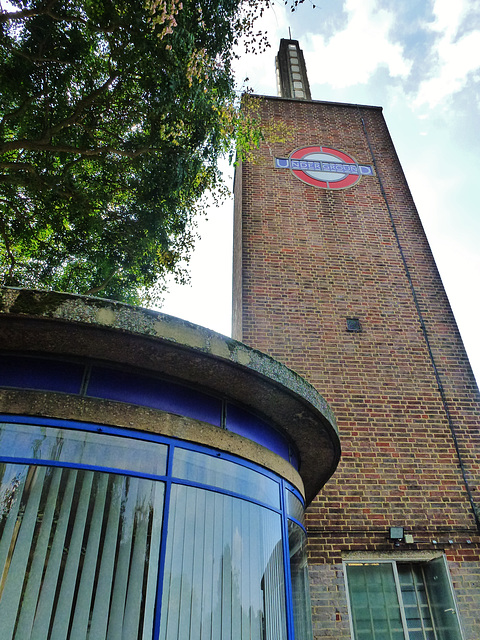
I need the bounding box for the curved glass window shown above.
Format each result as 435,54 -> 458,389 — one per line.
0,422 -> 167,475
172,447 -> 280,507
0,464 -> 164,639
286,488 -> 305,526
289,521 -> 313,640
0,418 -> 312,640
160,485 -> 287,640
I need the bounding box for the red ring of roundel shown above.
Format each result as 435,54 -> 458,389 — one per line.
290,146 -> 361,189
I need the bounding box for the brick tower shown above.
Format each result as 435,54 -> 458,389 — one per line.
233,39 -> 480,640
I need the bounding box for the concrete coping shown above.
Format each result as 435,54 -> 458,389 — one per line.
0,287 -> 340,504
247,92 -> 383,111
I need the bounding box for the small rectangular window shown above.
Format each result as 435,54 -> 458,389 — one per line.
345,559 -> 464,640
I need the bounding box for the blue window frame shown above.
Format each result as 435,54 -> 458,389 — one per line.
0,355 -> 299,469
0,416 -> 312,640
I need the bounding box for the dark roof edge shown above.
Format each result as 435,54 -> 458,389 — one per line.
246,92 -> 383,111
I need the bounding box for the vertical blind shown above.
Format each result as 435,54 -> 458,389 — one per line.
0,421 -> 312,640
0,463 -> 164,640
159,484 -> 288,640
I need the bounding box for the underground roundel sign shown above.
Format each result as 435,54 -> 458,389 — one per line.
274,146 -> 374,190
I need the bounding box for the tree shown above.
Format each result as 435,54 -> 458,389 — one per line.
0,0 -> 262,303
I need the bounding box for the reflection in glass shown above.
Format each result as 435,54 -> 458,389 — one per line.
285,489 -> 305,526
0,421 -> 308,640
173,447 -> 280,508
0,463 -> 164,640
398,564 -> 435,639
423,558 -> 463,640
160,484 -> 287,640
0,422 -> 167,476
346,563 -> 404,640
288,521 -> 313,640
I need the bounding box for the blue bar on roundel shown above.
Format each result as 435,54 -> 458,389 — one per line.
359,165 -> 374,175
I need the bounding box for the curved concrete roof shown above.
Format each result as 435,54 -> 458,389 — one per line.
0,287 -> 340,503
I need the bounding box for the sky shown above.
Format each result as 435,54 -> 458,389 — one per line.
159,0 -> 480,386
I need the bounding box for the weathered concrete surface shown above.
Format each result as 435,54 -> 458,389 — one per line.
0,389 -> 304,492
0,287 -> 340,503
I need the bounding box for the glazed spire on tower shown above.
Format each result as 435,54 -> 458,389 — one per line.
275,38 -> 312,100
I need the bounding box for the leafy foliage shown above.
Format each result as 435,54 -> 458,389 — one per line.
0,0 -> 264,303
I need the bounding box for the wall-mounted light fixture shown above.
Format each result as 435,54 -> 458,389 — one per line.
389,527 -> 404,546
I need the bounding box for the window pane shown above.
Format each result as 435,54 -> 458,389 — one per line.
0,355 -> 84,393
88,367 -> 222,427
0,463 -> 164,640
288,520 -> 313,640
423,558 -> 463,640
0,422 -> 167,476
346,563 -> 404,640
398,563 -> 434,638
172,447 -> 280,508
347,560 -> 464,640
285,488 -> 305,525
159,484 -> 287,640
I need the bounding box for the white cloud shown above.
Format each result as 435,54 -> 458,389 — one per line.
415,0 -> 480,108
428,0 -> 467,38
302,0 -> 411,88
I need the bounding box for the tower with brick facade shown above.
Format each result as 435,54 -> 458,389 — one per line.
233,39 -> 480,640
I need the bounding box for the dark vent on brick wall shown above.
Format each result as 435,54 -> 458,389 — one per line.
346,318 -> 362,332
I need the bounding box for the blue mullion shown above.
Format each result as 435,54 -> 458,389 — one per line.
169,475 -> 283,516
286,484 -> 304,503
0,452 -> 282,516
0,418 -> 294,517
79,364 -> 91,396
0,414 -> 286,490
287,515 -> 307,535
153,444 -> 175,640
281,479 -> 296,640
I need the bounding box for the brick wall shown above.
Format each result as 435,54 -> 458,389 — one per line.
309,564 -> 350,639
233,95 -> 480,639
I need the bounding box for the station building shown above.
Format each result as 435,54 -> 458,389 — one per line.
233,39 -> 480,640
0,38 -> 479,640
0,287 -> 339,640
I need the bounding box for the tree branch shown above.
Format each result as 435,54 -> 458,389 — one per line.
0,162 -> 77,198
0,73 -> 118,154
0,161 -> 40,176
0,35 -> 70,65
0,91 -> 46,128
48,74 -> 118,137
0,140 -> 153,158
1,4 -> 124,38
0,214 -> 16,284
84,269 -> 118,295
0,0 -> 57,23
